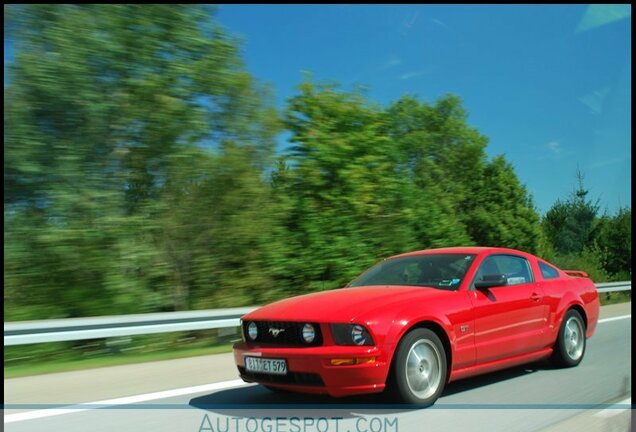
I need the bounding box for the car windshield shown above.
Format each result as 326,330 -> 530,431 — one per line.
348,254 -> 476,290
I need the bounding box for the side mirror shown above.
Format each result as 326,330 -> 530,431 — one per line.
474,274 -> 507,290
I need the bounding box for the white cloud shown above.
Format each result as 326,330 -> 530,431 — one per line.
546,141 -> 562,155
579,87 -> 611,114
381,55 -> 402,70
351,55 -> 402,83
430,18 -> 449,29
400,12 -> 420,35
399,69 -> 430,80
576,4 -> 631,33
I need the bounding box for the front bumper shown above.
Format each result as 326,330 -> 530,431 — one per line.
233,342 -> 389,397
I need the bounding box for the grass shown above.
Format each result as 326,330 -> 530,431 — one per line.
599,291 -> 631,306
4,343 -> 233,379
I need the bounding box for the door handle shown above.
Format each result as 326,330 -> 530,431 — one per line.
531,293 -> 542,302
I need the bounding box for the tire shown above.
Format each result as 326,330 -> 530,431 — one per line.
551,309 -> 586,367
389,328 -> 447,405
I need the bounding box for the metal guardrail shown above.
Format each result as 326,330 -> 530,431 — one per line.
4,282 -> 630,346
595,281 -> 631,293
4,307 -> 257,346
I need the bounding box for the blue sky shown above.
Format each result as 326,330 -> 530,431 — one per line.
216,4 -> 631,215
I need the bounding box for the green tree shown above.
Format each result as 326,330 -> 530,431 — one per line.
467,156 -> 541,252
385,95 -> 475,248
385,95 -> 540,252
4,5 -> 278,318
280,80 -> 414,291
154,143 -> 283,309
542,170 -> 600,255
593,207 -> 631,280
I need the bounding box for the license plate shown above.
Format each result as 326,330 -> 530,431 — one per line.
245,357 -> 288,375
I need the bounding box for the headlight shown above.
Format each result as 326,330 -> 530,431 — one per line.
331,324 -> 374,346
247,322 -> 258,341
302,323 -> 316,343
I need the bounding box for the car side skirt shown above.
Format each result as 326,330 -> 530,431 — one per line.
449,348 -> 553,382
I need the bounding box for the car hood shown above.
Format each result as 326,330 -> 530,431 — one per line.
243,285 -> 451,323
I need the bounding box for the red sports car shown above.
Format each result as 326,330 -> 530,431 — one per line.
232,247 -> 599,404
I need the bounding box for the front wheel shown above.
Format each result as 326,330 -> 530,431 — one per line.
551,309 -> 586,367
390,328 -> 447,405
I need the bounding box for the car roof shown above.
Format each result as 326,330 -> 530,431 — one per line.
388,246 -> 531,259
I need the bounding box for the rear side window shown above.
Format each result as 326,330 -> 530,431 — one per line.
539,262 -> 559,279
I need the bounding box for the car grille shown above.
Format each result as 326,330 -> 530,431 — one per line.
242,321 -> 323,346
238,366 -> 325,387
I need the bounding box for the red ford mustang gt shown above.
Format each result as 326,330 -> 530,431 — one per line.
232,247 -> 600,404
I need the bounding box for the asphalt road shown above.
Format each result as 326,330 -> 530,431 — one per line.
4,303 -> 632,432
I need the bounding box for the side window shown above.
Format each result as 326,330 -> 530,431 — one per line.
539,262 -> 559,279
473,254 -> 534,287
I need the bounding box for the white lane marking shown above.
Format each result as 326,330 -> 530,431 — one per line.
597,315 -> 631,324
593,397 -> 632,418
4,314 -> 632,424
3,379 -> 251,424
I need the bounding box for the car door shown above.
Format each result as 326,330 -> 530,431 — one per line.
469,254 -> 549,364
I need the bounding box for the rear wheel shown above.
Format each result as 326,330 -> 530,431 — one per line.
390,328 -> 447,405
551,309 -> 586,367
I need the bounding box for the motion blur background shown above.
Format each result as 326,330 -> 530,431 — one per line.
3,5 -> 631,374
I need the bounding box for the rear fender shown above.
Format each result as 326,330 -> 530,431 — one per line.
552,291 -> 586,340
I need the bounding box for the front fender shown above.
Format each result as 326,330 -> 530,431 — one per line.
382,310 -> 457,374
355,292 -> 473,380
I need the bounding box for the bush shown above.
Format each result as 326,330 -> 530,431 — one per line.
550,248 -> 609,282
